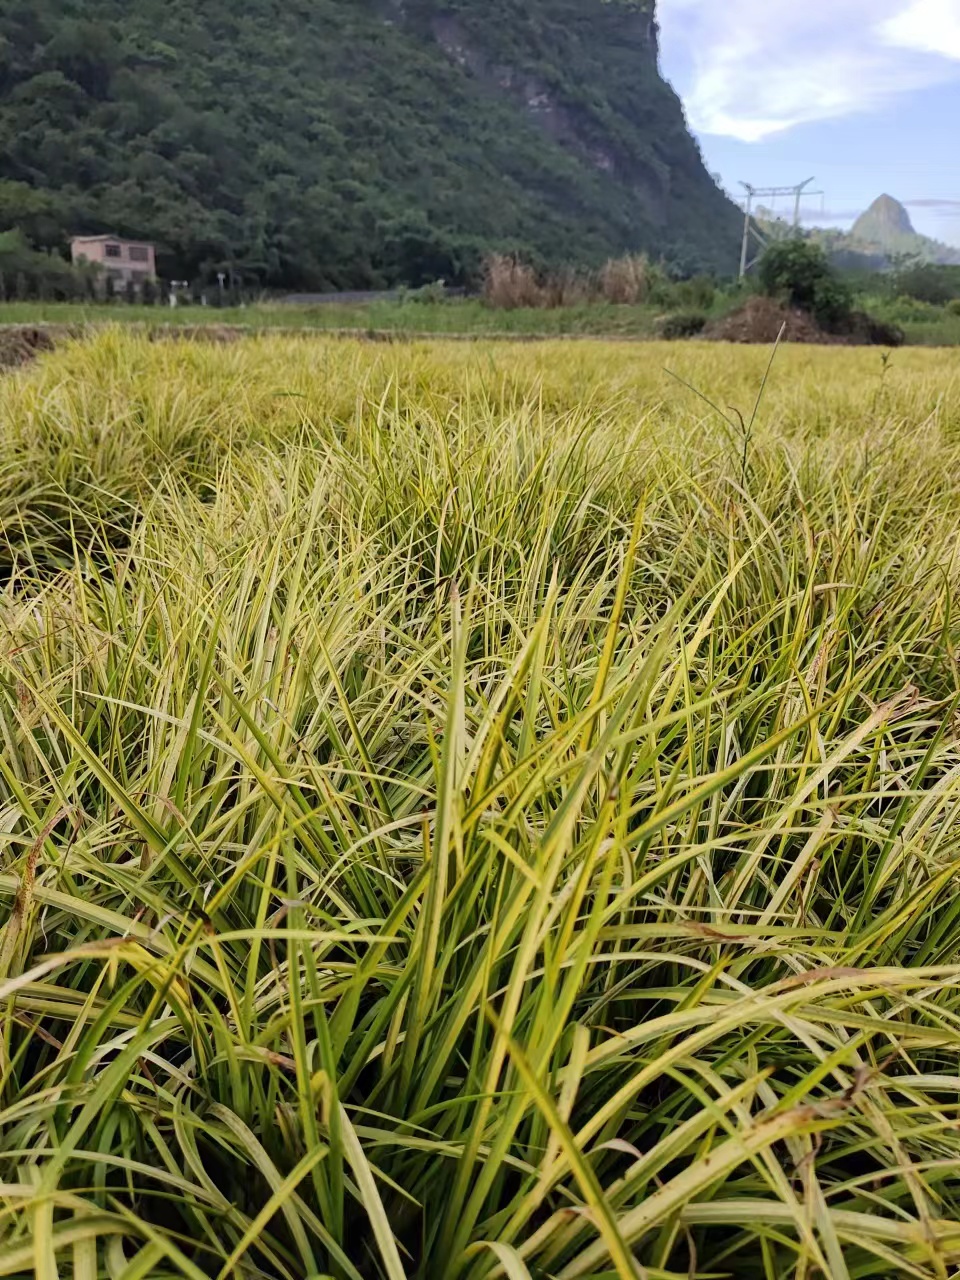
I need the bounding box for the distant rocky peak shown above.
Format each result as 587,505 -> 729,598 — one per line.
852,195 -> 916,241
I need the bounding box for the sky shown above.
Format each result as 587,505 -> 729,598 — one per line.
657,0 -> 960,246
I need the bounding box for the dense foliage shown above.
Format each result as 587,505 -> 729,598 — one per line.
758,240 -> 854,329
891,262 -> 960,306
0,0 -> 741,288
3,333 -> 960,1277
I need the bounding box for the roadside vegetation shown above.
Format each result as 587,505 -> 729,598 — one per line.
2,247 -> 959,346
2,331 -> 960,1277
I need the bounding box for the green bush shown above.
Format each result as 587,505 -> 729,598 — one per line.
408,279 -> 449,304
894,263 -> 960,306
675,275 -> 716,310
0,228 -> 89,301
887,296 -> 940,318
659,309 -> 708,339
758,240 -> 853,330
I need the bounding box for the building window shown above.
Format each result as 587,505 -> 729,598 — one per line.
128,246 -> 149,262
105,243 -> 122,259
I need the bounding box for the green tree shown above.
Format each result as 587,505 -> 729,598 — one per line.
758,240 -> 853,329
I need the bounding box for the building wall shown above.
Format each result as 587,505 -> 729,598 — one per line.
70,238 -> 157,287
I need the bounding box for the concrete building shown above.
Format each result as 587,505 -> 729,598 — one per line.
70,236 -> 157,290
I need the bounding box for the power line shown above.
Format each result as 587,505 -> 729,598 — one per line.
738,178 -> 824,278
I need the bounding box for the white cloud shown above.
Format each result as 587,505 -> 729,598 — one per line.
658,0 -> 960,141
882,0 -> 960,58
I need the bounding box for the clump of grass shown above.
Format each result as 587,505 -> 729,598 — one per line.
658,308 -> 708,339
1,332 -> 960,1277
540,265 -> 595,308
482,254 -> 546,309
599,253 -> 651,304
483,253 -> 655,310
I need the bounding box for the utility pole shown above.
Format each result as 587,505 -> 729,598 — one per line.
739,183 -> 756,280
793,177 -> 816,231
738,177 -> 823,278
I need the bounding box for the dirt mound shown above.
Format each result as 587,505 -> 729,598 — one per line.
704,296 -> 905,347
844,310 -> 905,347
0,325 -> 61,369
704,297 -> 833,345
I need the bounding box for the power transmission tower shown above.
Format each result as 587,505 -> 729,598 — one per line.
738,177 -> 823,278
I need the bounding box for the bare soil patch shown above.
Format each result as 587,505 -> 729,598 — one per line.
705,296 -> 905,347
704,297 -> 834,345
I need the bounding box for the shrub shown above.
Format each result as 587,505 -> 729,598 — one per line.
675,275 -> 716,310
894,263 -> 960,306
947,298 -> 960,317
409,279 -> 448,304
758,240 -> 853,329
0,228 -> 89,301
659,309 -> 708,339
887,296 -> 939,318
811,276 -> 858,331
648,275 -> 682,309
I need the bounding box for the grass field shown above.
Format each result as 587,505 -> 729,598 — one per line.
3,331 -> 960,1278
1,295 -> 959,345
0,298 -> 669,339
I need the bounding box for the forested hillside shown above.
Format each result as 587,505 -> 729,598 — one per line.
0,0 -> 741,288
